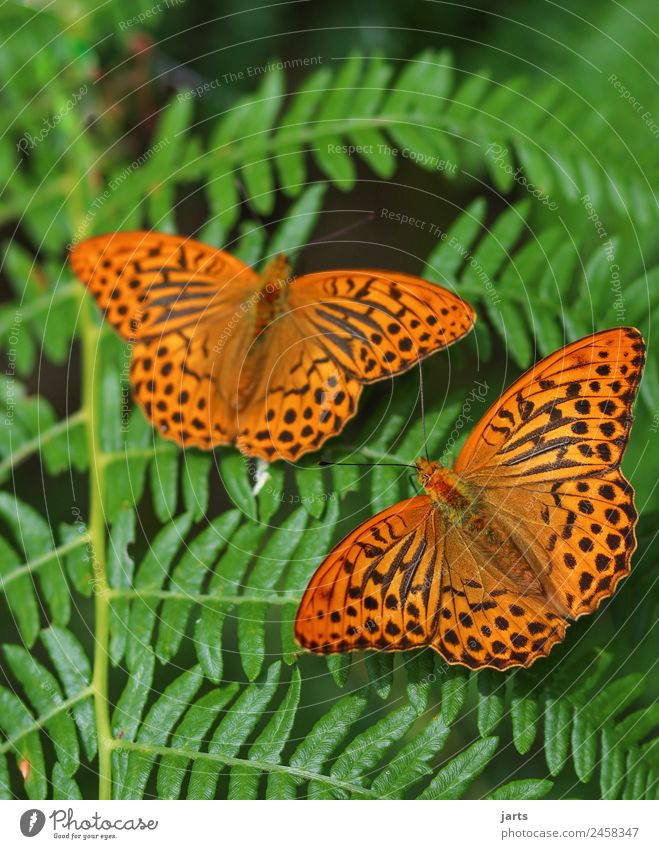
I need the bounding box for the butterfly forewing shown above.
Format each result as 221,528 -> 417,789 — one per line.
291,270 -> 475,382
454,328 -> 645,485
70,231 -> 259,340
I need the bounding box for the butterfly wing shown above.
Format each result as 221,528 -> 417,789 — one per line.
288,269 -> 475,382
235,324 -> 363,461
451,327 -> 645,657
129,322 -> 250,450
294,491 -> 568,669
454,327 -> 645,484
234,269 -> 474,461
431,526 -> 567,670
69,231 -> 259,340
70,231 -> 261,449
295,496 -> 443,653
474,470 -> 637,624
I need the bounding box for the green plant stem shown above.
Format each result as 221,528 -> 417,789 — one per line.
80,296 -> 113,800
107,587 -> 299,606
0,409 -> 87,480
0,535 -> 88,592
110,738 -> 379,798
0,687 -> 94,756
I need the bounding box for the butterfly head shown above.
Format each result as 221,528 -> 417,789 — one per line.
416,456 -> 474,521
415,456 -> 440,486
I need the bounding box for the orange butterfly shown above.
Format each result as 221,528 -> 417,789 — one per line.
295,327 -> 645,670
69,232 -> 475,462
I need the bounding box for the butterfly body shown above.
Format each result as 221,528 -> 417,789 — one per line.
418,458 -> 558,610
253,254 -> 293,329
70,232 -> 474,461
417,457 -> 475,523
236,257 -> 294,408
296,327 -> 645,670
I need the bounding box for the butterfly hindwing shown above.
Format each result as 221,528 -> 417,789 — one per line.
480,468 -> 637,622
131,329 -> 239,450
295,496 -> 441,653
433,527 -> 567,670
236,332 -> 363,461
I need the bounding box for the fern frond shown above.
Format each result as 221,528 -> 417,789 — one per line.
107,660 -> 533,800
424,198 -> 659,409
0,626 -> 95,800
447,648 -> 659,800
179,50 -> 655,229
5,47 -> 653,261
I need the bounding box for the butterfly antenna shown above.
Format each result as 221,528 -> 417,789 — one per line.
318,459 -> 415,469
419,360 -> 429,461
312,212 -> 375,245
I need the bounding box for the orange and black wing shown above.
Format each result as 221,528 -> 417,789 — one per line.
69,231 -> 259,340
455,327 -> 645,485
235,328 -> 364,462
235,268 -> 474,461
295,496 -> 442,653
295,492 -> 568,671
70,231 -> 259,450
455,327 -> 645,633
289,269 -> 475,382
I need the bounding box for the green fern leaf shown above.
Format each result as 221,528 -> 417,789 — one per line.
418,736 -> 499,799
